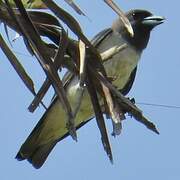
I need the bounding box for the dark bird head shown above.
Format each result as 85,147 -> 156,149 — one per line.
112,9 -> 165,51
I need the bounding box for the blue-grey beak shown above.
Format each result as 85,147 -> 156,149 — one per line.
142,15 -> 165,26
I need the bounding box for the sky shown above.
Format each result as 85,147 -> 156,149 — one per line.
0,0 -> 180,179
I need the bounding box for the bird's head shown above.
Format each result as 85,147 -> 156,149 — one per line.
112,9 -> 165,50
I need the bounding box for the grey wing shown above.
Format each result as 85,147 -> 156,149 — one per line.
91,27 -> 137,95
91,28 -> 112,47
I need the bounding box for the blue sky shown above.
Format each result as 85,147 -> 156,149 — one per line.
0,0 -> 180,179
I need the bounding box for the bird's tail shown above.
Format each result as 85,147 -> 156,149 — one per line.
16,141 -> 57,169
15,115 -> 59,169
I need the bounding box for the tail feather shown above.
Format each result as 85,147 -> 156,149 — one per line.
16,116 -> 92,168
16,141 -> 57,169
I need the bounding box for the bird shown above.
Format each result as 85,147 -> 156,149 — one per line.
16,9 -> 164,168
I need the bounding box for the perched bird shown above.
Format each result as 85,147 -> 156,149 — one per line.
16,9 -> 164,168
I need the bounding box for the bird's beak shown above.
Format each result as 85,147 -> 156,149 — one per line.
142,15 -> 165,27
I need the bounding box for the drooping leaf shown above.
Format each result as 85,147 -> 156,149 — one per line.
28,29 -> 69,112
64,0 -> 86,16
91,69 -> 159,134
86,73 -> 113,163
12,0 -> 77,140
0,34 -> 35,95
79,39 -> 86,86
104,0 -> 134,37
